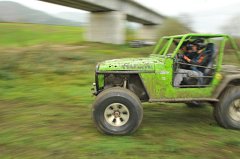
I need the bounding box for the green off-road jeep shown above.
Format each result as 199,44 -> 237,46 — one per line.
92,34 -> 240,135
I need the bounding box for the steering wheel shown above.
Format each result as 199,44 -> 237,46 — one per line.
174,53 -> 189,70
175,53 -> 186,63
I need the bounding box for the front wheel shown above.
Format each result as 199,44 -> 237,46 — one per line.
92,87 -> 143,135
214,86 -> 240,129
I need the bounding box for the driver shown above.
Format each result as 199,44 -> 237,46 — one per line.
189,39 -> 208,72
174,39 -> 205,87
181,39 -> 206,66
178,41 -> 198,69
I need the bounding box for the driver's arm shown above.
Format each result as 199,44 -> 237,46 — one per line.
182,55 -> 191,63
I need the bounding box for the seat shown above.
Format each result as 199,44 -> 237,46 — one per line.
202,43 -> 217,84
203,43 -> 216,74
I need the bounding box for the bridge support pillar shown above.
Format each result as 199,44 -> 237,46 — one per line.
137,25 -> 159,40
86,11 -> 126,44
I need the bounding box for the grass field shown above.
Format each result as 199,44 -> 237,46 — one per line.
0,23 -> 85,47
0,23 -> 240,159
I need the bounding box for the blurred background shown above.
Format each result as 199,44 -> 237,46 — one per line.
0,0 -> 240,158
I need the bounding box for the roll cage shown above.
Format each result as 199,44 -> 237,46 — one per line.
152,33 -> 240,88
153,34 -> 240,61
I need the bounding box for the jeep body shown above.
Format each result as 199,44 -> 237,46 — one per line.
92,34 -> 240,135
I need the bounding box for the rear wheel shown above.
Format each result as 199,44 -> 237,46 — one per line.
92,87 -> 143,135
213,104 -> 224,127
214,86 -> 240,129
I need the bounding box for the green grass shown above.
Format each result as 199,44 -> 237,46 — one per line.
0,23 -> 240,159
0,23 -> 84,46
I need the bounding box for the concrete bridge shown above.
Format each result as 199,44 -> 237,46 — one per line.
41,0 -> 165,44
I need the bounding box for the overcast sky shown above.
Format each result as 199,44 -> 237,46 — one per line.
1,0 -> 240,33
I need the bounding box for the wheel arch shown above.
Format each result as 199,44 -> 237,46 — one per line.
213,74 -> 240,99
99,72 -> 150,102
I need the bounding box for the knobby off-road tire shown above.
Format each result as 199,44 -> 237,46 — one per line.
92,87 -> 143,135
213,103 -> 225,127
214,86 -> 240,129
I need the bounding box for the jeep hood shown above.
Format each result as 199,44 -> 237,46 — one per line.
97,56 -> 163,72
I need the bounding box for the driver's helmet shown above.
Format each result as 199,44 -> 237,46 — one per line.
192,38 -> 206,50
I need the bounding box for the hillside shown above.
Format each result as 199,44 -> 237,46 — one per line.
0,1 -> 82,26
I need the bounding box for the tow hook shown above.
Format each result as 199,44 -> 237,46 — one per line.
92,83 -> 97,96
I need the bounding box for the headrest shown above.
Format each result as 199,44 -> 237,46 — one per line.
205,43 -> 215,55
